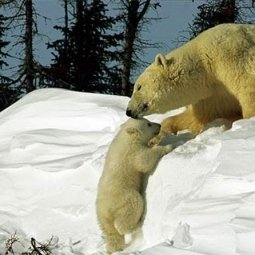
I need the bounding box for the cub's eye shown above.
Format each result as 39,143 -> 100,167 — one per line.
137,85 -> 142,91
147,123 -> 152,127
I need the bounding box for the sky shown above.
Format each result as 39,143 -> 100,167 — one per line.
33,0 -> 200,71
1,0 -> 200,80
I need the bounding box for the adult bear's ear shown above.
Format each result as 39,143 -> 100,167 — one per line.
155,54 -> 167,67
155,54 -> 173,68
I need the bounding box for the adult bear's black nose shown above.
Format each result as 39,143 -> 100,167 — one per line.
126,108 -> 132,117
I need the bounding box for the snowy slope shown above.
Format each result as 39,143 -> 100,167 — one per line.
0,88 -> 255,255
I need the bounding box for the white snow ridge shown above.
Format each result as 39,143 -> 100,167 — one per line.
0,88 -> 255,255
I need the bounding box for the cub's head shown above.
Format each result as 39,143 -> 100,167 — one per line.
126,54 -> 174,119
123,118 -> 161,144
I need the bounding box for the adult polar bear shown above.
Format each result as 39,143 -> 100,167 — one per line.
126,24 -> 255,136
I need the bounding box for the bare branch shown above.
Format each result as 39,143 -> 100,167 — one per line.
5,0 -> 26,28
137,0 -> 150,22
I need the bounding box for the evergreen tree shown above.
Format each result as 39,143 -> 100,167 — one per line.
0,14 -> 15,110
0,15 -> 9,71
48,0 -> 122,94
190,0 -> 237,38
1,0 -> 39,94
23,0 -> 35,92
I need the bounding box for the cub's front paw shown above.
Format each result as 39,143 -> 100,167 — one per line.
157,144 -> 173,156
163,144 -> 173,154
148,136 -> 161,147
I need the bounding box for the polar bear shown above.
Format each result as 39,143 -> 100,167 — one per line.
126,23 -> 255,137
96,118 -> 172,254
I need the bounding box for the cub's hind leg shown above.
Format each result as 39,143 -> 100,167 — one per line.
114,190 -> 144,235
99,217 -> 125,254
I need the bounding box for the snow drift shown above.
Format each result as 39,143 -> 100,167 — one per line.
0,88 -> 255,255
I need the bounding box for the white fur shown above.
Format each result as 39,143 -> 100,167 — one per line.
96,118 -> 172,253
127,24 -> 255,135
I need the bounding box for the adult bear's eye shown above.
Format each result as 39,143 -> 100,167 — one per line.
137,85 -> 142,91
147,123 -> 152,127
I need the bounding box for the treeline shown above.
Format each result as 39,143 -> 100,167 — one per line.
0,0 -> 254,111
0,0 -> 160,109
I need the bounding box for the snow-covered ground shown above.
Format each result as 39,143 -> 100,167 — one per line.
0,88 -> 255,255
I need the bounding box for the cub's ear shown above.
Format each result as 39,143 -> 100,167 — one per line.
155,54 -> 173,67
126,127 -> 139,135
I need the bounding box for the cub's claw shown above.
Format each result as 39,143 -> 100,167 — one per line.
164,144 -> 173,154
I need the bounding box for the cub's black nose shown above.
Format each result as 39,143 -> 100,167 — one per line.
126,108 -> 132,117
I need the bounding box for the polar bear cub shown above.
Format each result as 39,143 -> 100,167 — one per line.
96,118 -> 172,254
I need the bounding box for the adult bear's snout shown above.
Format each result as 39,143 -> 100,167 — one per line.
126,103 -> 148,118
126,108 -> 132,117
126,108 -> 139,119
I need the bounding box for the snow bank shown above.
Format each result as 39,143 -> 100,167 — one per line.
0,88 -> 255,255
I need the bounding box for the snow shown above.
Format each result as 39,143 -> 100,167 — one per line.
0,88 -> 255,255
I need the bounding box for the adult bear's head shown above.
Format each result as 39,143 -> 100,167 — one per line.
126,54 -> 181,119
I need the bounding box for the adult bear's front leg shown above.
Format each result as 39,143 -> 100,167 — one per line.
160,107 -> 205,136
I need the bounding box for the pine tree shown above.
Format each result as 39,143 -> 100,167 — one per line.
23,0 -> 35,92
43,0 -> 72,89
0,14 -> 15,110
0,15 -> 9,71
1,0 -> 39,94
189,0 -> 238,38
48,0 -> 122,94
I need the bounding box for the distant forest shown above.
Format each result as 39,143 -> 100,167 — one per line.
0,0 -> 255,111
